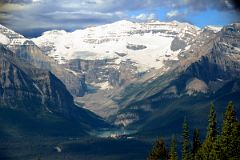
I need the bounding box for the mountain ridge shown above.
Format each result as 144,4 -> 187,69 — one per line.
0,24 -> 88,96
0,43 -> 111,138
108,23 -> 240,133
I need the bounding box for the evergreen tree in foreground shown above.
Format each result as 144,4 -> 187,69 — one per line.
192,128 -> 201,159
148,138 -> 168,160
196,103 -> 218,159
221,101 -> 240,159
182,117 -> 191,160
209,135 -> 223,160
206,103 -> 218,140
148,101 -> 240,160
169,135 -> 178,160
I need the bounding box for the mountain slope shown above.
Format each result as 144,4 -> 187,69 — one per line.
0,24 -> 87,96
109,23 -> 240,136
32,20 -> 200,90
32,20 -> 199,70
30,20 -> 210,118
0,44 -> 110,138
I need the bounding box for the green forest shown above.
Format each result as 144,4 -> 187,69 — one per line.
148,102 -> 240,160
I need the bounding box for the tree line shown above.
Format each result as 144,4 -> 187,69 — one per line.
148,102 -> 240,160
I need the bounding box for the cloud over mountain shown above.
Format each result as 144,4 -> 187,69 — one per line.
0,0 -> 239,37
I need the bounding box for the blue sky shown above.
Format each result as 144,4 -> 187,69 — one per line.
0,0 -> 239,37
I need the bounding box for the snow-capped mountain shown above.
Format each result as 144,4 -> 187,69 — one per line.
111,23 -> 240,128
1,20 -> 240,136
0,24 -> 28,46
32,20 -> 200,71
0,24 -> 88,97
0,21 -> 227,118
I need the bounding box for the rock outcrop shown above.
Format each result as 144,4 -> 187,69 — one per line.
0,24 -> 87,96
0,44 -> 110,135
110,23 -> 240,129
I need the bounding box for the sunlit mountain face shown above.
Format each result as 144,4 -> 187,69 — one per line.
0,0 -> 240,160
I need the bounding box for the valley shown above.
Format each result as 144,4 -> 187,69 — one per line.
0,20 -> 240,159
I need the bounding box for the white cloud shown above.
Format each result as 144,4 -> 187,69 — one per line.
0,0 -> 238,37
44,11 -> 124,21
132,13 -> 156,21
224,0 -> 234,9
32,0 -> 41,2
166,10 -> 179,18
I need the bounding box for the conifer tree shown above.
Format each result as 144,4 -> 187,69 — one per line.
206,103 -> 218,140
209,135 -> 223,160
170,135 -> 178,160
147,102 -> 240,160
182,117 -> 191,160
148,138 -> 168,160
192,128 -> 201,159
196,103 -> 218,159
221,101 -> 240,159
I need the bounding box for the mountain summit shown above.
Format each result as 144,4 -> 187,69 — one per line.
32,20 -> 200,71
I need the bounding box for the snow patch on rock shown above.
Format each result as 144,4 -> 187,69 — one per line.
0,33 -> 10,45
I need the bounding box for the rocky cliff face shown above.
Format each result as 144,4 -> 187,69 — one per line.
182,23 -> 240,92
0,46 -> 41,109
110,23 -> 240,129
0,44 -> 110,136
14,43 -> 88,97
65,58 -> 144,89
0,24 -> 87,96
0,44 -> 74,112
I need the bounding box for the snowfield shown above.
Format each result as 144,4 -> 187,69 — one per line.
0,24 -> 27,46
0,33 -> 10,45
32,20 -> 201,71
